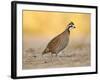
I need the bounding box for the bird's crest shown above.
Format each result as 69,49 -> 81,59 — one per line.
69,21 -> 74,25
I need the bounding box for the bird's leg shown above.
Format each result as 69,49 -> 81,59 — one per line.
53,53 -> 58,57
50,52 -> 57,63
55,53 -> 58,57
50,53 -> 53,63
51,52 -> 57,57
56,52 -> 63,64
50,52 -> 58,63
51,53 -> 53,57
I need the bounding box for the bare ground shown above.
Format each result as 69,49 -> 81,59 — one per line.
22,38 -> 90,69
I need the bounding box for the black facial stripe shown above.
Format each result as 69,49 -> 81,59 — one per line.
69,25 -> 74,27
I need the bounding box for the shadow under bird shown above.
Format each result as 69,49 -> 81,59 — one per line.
42,22 -> 76,56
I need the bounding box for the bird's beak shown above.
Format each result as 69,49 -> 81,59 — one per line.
73,26 -> 76,28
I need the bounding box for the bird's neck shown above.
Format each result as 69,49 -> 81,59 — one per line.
64,28 -> 70,34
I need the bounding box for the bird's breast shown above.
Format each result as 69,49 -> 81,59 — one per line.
59,34 -> 69,48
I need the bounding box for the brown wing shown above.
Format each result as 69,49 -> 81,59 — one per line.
46,29 -> 70,53
47,34 -> 62,51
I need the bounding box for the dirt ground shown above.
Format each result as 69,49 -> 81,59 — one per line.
22,37 -> 90,69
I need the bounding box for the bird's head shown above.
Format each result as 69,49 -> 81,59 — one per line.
67,21 -> 76,30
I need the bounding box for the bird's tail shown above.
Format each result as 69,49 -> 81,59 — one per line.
42,48 -> 50,55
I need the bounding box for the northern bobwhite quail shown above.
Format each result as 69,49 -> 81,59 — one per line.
42,22 -> 76,56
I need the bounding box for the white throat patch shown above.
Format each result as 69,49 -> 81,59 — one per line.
69,26 -> 75,30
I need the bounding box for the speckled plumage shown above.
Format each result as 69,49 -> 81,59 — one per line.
42,22 -> 75,56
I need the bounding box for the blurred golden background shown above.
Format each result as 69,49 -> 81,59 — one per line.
23,10 -> 90,39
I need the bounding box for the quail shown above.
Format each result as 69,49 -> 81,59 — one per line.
42,22 -> 76,56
